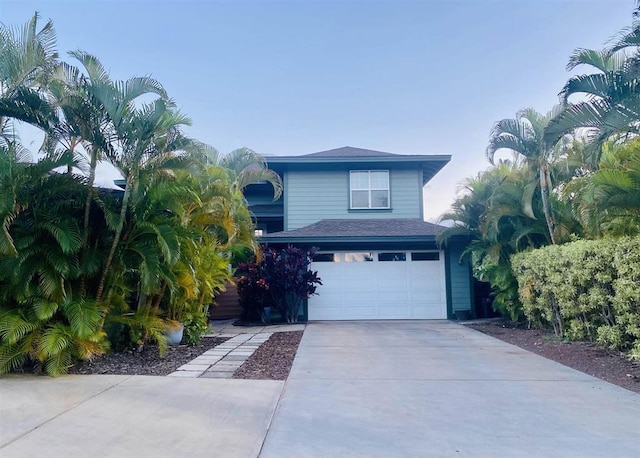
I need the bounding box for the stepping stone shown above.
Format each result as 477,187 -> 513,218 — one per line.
177,364 -> 211,371
223,355 -> 248,361
206,366 -> 236,372
200,372 -> 232,378
190,358 -> 221,365
215,361 -> 243,367
167,371 -> 202,377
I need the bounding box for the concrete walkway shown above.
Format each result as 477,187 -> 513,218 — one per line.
0,375 -> 282,457
167,320 -> 305,378
169,332 -> 273,378
260,321 -> 640,457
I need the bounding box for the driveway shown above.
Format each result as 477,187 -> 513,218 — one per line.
2,322 -> 639,458
260,321 -> 640,457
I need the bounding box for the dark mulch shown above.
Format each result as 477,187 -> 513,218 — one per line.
467,321 -> 640,394
69,337 -> 229,376
233,331 -> 304,380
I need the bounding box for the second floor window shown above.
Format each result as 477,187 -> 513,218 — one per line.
350,170 -> 390,209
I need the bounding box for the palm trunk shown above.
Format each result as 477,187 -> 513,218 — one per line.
96,173 -> 133,302
83,146 -> 98,238
80,146 -> 98,295
539,166 -> 556,245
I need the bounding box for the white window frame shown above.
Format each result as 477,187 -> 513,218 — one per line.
349,170 -> 390,209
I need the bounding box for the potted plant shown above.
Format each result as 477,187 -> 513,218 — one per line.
164,301 -> 187,345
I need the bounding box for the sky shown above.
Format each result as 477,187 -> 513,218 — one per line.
0,0 -> 635,221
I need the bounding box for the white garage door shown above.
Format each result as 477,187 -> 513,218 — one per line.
308,250 -> 447,320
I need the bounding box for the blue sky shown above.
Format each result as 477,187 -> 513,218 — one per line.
1,0 -> 635,220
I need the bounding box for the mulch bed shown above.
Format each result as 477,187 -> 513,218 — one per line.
69,336 -> 229,376
467,321 -> 640,394
68,331 -> 305,380
233,331 -> 304,380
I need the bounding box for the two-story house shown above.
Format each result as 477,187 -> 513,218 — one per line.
245,146 -> 473,321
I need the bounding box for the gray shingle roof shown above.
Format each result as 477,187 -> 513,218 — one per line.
263,219 -> 444,239
301,146 -> 399,158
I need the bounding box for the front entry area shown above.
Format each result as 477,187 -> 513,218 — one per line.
308,250 -> 447,320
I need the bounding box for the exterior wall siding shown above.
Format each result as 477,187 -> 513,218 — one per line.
286,168 -> 422,230
447,242 -> 473,313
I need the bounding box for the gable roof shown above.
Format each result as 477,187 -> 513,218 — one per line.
260,218 -> 444,243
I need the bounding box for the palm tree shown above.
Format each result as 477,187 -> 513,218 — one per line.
199,145 -> 283,200
439,161 -> 549,319
47,52 -> 169,293
544,22 -> 640,151
486,107 -> 570,244
93,92 -> 194,302
0,12 -> 58,143
573,140 -> 640,236
0,143 -> 109,376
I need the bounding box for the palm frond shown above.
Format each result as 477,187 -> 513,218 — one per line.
60,298 -> 104,339
567,48 -> 626,72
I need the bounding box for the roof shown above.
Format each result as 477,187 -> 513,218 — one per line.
264,146 -> 451,186
265,146 -> 449,164
300,146 -> 398,158
261,218 -> 444,243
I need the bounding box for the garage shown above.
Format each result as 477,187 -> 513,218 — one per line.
308,250 -> 447,320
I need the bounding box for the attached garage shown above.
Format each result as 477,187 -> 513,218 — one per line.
260,218 -> 473,321
308,250 -> 447,320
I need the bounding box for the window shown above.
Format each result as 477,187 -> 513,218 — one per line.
350,170 -> 390,209
254,229 -> 264,237
411,252 -> 440,261
313,253 -> 337,262
378,252 -> 406,262
344,252 -> 374,262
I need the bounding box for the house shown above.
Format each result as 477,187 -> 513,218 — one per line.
245,146 -> 473,321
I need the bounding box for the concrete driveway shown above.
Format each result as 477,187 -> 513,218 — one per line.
2,322 -> 639,458
260,321 -> 640,457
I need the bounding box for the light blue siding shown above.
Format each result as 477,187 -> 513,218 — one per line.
286,168 -> 422,229
447,242 -> 473,313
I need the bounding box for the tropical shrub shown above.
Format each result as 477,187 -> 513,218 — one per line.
512,237 -> 640,358
235,246 -> 322,324
236,261 -> 270,322
261,246 -> 322,323
182,311 -> 210,346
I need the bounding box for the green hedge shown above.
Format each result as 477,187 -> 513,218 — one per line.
512,237 -> 640,359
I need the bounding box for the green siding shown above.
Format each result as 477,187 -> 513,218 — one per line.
447,242 -> 473,313
286,168 -> 422,230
